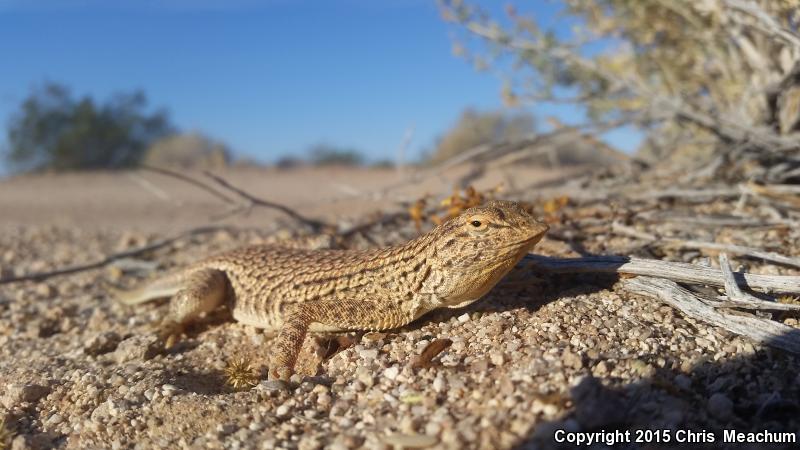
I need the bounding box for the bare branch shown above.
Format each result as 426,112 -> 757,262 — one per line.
635,211 -> 784,228
523,254 -> 800,294
202,171 -> 331,232
723,0 -> 800,49
611,222 -> 800,269
141,165 -> 332,232
716,253 -> 800,311
140,165 -> 239,204
0,226 -> 229,285
624,277 -> 800,355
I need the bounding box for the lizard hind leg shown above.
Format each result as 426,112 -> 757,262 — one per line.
159,268 -> 228,348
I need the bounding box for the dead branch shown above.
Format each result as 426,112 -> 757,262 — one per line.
126,172 -> 172,202
628,187 -> 740,201
744,181 -> 800,208
338,211 -> 409,239
611,222 -> 800,269
143,164 -> 421,241
722,0 -> 800,49
201,171 -> 331,232
140,165 -> 238,204
141,165 -> 331,232
623,277 -> 800,355
523,254 -> 800,294
0,226 -> 229,285
715,253 -> 800,311
634,211 -> 783,228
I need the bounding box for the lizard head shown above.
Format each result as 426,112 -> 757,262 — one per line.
431,200 -> 548,307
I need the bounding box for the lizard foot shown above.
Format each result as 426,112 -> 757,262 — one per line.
156,320 -> 185,349
268,366 -> 293,382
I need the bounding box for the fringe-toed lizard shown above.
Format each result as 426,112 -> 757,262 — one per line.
116,200 -> 549,381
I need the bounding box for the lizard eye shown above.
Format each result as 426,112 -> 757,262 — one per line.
466,215 -> 489,233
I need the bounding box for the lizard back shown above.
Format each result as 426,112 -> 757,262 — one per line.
198,233 -> 439,331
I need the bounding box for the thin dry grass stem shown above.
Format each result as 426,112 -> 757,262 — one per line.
0,226 -> 230,285
0,417 -> 13,450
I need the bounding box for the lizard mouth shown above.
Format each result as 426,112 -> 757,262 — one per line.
521,231 -> 546,246
493,233 -> 545,255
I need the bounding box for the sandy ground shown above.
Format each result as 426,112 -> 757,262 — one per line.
1,166 -> 799,449
0,165 -> 578,232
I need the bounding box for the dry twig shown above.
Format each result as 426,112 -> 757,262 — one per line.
523,254 -> 800,294
623,277 -> 800,355
140,165 -> 238,204
611,222 -> 800,269
409,338 -> 453,370
0,226 -> 229,285
714,253 -> 800,311
202,171 -> 331,232
141,165 -> 331,232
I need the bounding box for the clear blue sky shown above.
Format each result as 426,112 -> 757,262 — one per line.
0,0 -> 641,168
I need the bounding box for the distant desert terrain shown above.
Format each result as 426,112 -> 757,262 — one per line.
0,165 -> 583,232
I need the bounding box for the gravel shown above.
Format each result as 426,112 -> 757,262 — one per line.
2,221 -> 800,449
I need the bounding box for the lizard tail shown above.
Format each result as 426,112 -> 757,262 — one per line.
111,274 -> 184,305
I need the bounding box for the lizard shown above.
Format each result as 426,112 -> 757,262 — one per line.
115,200 -> 549,381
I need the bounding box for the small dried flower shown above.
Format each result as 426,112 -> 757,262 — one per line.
778,295 -> 800,305
225,357 -> 258,390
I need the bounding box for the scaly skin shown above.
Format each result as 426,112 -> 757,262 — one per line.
117,200 -> 549,380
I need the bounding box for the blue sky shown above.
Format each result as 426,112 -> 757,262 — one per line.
0,0 -> 641,168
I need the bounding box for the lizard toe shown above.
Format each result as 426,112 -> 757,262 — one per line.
268,366 -> 293,382
156,320 -> 185,349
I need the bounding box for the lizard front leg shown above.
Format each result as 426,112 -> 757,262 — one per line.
269,299 -> 410,381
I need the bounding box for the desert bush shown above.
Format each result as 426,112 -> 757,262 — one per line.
440,0 -> 800,181
307,143 -> 365,166
3,82 -> 173,172
142,132 -> 231,169
428,108 -> 535,165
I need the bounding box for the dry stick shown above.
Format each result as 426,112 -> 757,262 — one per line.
744,182 -> 800,208
338,211 -> 409,239
611,222 -> 800,269
333,120 -> 627,205
144,165 -> 402,239
747,183 -> 800,195
126,173 -> 172,201
623,277 -> 800,355
201,171 -> 331,232
628,187 -> 740,201
0,226 -> 228,285
523,254 -> 800,294
634,211 -> 782,228
722,0 -> 800,49
143,165 -> 334,231
715,253 -> 800,311
140,165 -> 239,204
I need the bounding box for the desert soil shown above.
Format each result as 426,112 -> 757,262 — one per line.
1,166 -> 799,449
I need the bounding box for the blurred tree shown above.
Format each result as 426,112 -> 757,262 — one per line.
275,155 -> 305,169
307,143 -> 365,166
142,132 -> 231,169
3,82 -> 173,172
429,108 -> 536,164
440,0 -> 800,182
371,159 -> 396,169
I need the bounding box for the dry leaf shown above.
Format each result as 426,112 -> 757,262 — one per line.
410,338 -> 453,370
